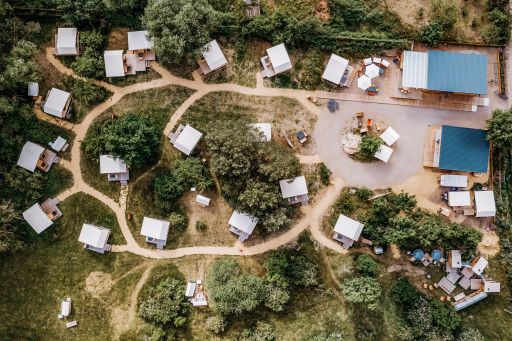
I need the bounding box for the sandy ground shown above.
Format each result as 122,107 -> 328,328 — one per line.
85,271 -> 113,298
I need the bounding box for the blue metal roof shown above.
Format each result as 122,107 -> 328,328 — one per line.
439,125 -> 490,173
427,51 -> 488,95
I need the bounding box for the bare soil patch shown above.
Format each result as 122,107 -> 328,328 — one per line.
85,271 -> 113,298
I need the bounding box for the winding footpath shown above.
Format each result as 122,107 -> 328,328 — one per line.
42,47 -> 361,259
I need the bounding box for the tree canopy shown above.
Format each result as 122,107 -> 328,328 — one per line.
341,276 -> 382,310
143,0 -> 220,66
138,276 -> 190,327
81,112 -> 161,168
487,108 -> 512,149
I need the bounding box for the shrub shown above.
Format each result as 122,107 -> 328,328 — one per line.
355,187 -> 373,201
418,19 -> 445,46
71,31 -> 105,79
355,254 -> 379,277
195,220 -> 207,232
168,212 -> 188,232
264,281 -> 290,312
138,277 -> 190,327
318,163 -> 332,186
264,249 -> 319,287
154,173 -> 185,213
487,108 -> 512,149
391,277 -> 419,309
239,321 -> 276,341
205,315 -> 226,334
341,276 -> 382,310
357,134 -> 382,161
71,79 -> 110,107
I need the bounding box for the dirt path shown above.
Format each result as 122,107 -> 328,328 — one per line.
111,262 -> 155,340
39,46 -> 496,262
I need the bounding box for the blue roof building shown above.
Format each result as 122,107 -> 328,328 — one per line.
402,50 -> 488,95
439,125 -> 490,173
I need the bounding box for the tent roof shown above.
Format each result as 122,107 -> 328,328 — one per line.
104,50 -> 125,77
228,211 -> 258,234
449,250 -> 462,268
439,125 -> 490,173
99,155 -> 128,174
140,217 -> 170,240
448,191 -> 471,207
28,82 -> 39,96
78,224 -> 110,248
472,257 -> 488,276
174,125 -> 203,155
279,176 -> 308,198
128,30 -> 153,51
23,203 -> 53,234
17,141 -> 45,172
44,88 -> 71,114
402,51 -> 428,89
249,123 -> 272,141
267,43 -> 291,68
333,214 -> 364,241
322,54 -> 349,84
374,144 -> 393,162
427,51 -> 487,95
56,28 -> 77,48
440,174 -> 468,187
483,281 -> 500,293
202,40 -> 227,70
380,127 -> 400,146
474,191 -> 496,217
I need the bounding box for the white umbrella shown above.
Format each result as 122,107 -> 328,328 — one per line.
357,75 -> 372,90
365,63 -> 380,79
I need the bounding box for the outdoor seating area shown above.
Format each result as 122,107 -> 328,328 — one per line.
169,124 -> 203,156
78,223 -> 112,254
185,280 -> 208,307
22,198 -> 62,234
17,141 -> 58,173
48,136 -> 69,152
260,43 -> 292,78
441,189 -> 496,218
228,210 -> 258,242
357,56 -> 389,94
411,248 -> 500,311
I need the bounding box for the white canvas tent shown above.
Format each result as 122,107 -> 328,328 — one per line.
78,224 -> 110,251
474,191 -> 496,217
365,63 -> 380,79
483,281 -> 500,293
173,125 -> 203,156
266,43 -> 292,74
440,175 -> 468,188
333,214 -> 364,248
322,54 -> 349,85
228,211 -> 258,241
55,28 -> 78,55
374,145 -> 393,162
471,257 -> 488,276
23,203 -> 53,234
202,40 -> 228,71
249,123 -> 272,141
99,155 -> 128,174
380,127 -> 400,146
127,30 -> 153,51
449,250 -> 462,268
357,75 -> 371,90
43,88 -> 71,118
17,141 -> 45,172
140,217 -> 170,249
28,82 -> 39,97
185,281 -> 197,297
279,176 -> 308,204
104,50 -> 125,77
448,191 -> 471,207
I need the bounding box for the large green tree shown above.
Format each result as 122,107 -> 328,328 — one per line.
81,112 -> 160,168
0,40 -> 39,95
142,0 -> 220,66
487,108 -> 512,149
207,259 -> 265,316
138,277 -> 190,327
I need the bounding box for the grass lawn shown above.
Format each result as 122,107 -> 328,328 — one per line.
181,91 -> 316,149
81,86 -> 194,201
0,193 -> 144,340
